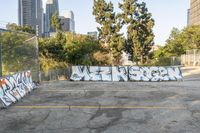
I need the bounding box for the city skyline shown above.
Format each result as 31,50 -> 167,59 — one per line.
0,0 -> 190,45
60,10 -> 75,32
45,0 -> 59,35
18,0 -> 43,36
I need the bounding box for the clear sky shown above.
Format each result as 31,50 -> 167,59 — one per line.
0,0 -> 190,45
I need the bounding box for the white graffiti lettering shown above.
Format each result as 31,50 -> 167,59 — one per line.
70,66 -> 183,82
0,71 -> 35,107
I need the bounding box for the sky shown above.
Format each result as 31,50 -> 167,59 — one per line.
0,0 -> 190,45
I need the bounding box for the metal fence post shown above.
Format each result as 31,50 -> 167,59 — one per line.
36,25 -> 41,82
193,49 -> 196,66
0,41 -> 2,77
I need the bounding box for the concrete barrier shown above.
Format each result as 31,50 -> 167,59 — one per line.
70,66 -> 182,82
0,71 -> 35,107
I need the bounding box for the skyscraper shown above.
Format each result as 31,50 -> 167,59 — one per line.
36,0 -> 44,36
60,10 -> 75,32
187,9 -> 190,25
18,0 -> 44,36
189,0 -> 200,25
45,0 -> 59,35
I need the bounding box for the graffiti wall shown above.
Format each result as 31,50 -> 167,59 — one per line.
0,71 -> 35,107
70,66 -> 182,82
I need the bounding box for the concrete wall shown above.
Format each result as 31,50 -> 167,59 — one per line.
70,66 -> 182,82
0,71 -> 35,107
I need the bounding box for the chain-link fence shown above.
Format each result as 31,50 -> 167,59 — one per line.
0,30 -> 40,81
0,29 -> 72,82
41,69 -> 71,81
171,56 -> 181,66
181,49 -> 200,66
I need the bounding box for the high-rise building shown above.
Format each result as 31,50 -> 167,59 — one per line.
189,0 -> 200,25
36,0 -> 44,36
43,13 -> 48,36
18,0 -> 43,36
87,32 -> 98,40
60,10 -> 75,32
45,0 -> 59,35
187,9 -> 190,25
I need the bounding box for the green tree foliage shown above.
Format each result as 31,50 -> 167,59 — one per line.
152,25 -> 200,66
51,11 -> 61,32
119,0 -> 155,64
6,23 -> 36,34
0,32 -> 36,74
39,32 -> 67,72
39,32 -> 101,71
155,25 -> 200,59
93,0 -> 125,65
162,28 -> 185,57
93,51 -> 112,65
180,25 -> 200,49
65,33 -> 100,65
39,33 -> 66,62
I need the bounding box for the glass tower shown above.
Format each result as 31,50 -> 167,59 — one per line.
18,0 -> 43,36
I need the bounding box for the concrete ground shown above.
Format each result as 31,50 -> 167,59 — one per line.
0,70 -> 200,133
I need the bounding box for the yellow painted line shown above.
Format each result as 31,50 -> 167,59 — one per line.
41,90 -> 158,92
14,105 -> 186,110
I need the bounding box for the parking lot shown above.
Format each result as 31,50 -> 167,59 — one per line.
0,74 -> 200,133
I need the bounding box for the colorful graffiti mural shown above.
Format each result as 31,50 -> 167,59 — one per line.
0,71 -> 35,107
70,66 -> 182,82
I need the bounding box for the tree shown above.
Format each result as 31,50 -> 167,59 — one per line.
156,25 -> 200,58
119,0 -> 155,64
93,0 -> 125,65
65,33 -> 100,65
0,31 -> 36,74
39,32 -> 101,71
151,25 -> 200,66
181,25 -> 200,49
6,23 -> 35,34
163,28 -> 185,57
51,11 -> 61,32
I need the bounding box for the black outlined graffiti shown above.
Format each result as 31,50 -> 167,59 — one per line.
70,66 -> 182,82
70,66 -> 112,81
0,71 -> 35,107
112,66 -> 128,81
128,66 -> 182,81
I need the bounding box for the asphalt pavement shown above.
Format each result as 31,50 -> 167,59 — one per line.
0,72 -> 200,133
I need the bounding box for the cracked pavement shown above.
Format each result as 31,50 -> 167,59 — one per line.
0,74 -> 200,133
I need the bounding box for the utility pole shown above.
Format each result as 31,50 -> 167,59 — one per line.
36,25 -> 41,83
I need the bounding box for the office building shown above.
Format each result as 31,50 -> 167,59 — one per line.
60,17 -> 72,32
87,31 -> 98,40
18,0 -> 43,36
43,13 -> 48,37
60,10 -> 75,32
45,0 -> 59,35
0,28 -> 8,33
187,9 -> 190,25
36,0 -> 43,36
189,0 -> 200,25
